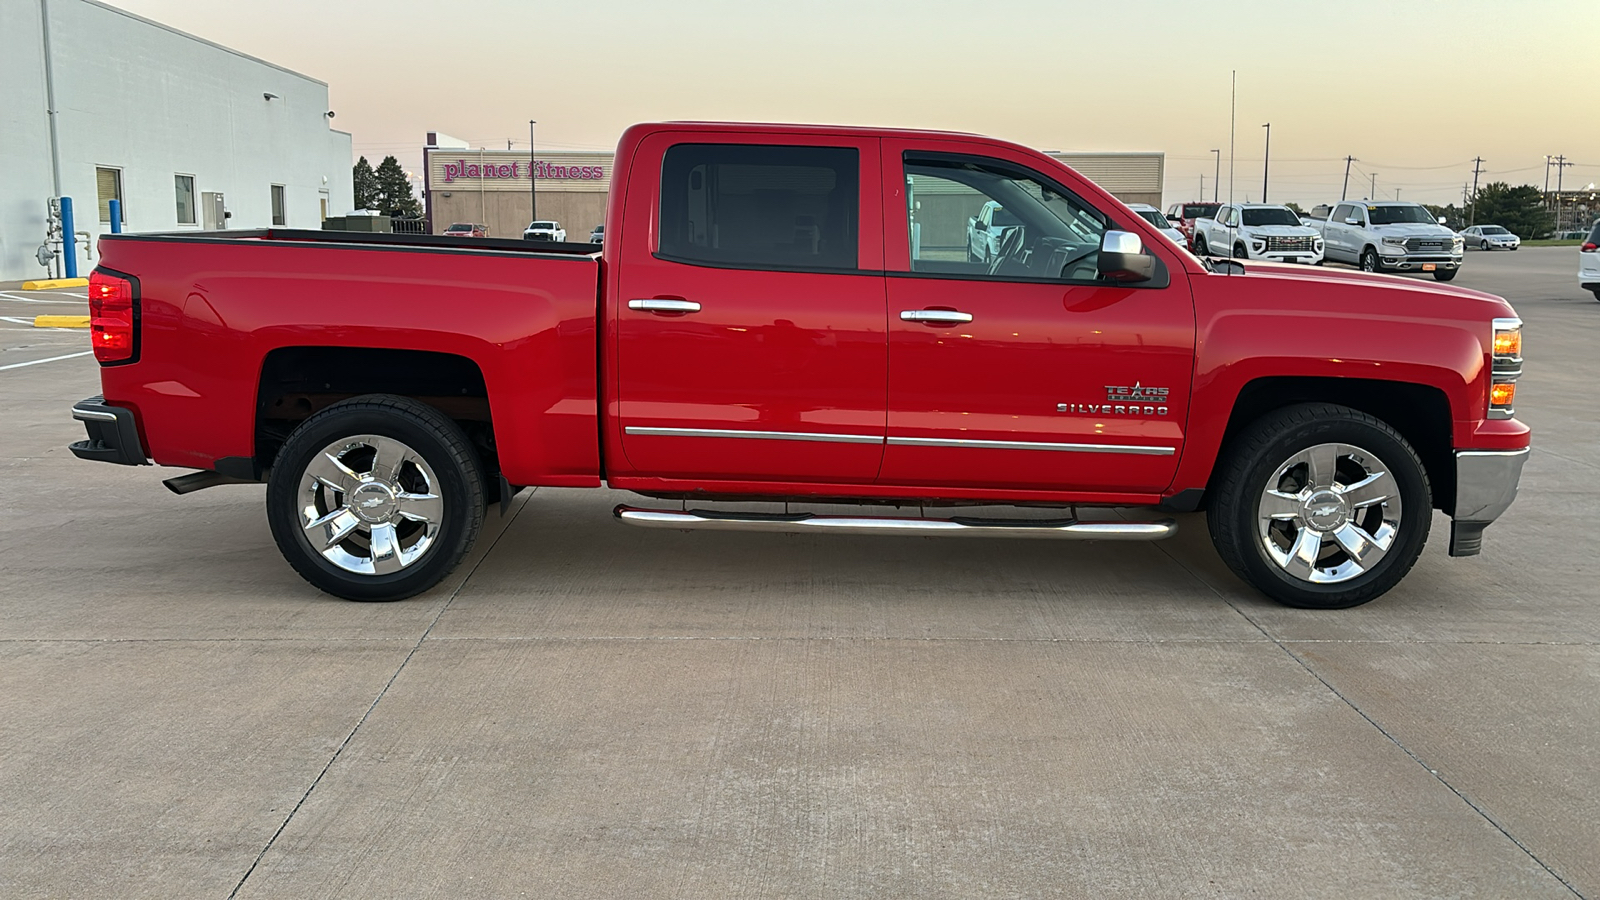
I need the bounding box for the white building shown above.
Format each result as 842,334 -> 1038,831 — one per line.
0,0 -> 353,281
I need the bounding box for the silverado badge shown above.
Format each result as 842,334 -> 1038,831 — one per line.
1058,383 -> 1170,416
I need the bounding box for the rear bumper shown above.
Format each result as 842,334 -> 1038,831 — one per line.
69,396 -> 148,466
1449,447 -> 1529,556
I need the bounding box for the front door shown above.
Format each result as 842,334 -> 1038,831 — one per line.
880,141 -> 1195,494
613,135 -> 888,484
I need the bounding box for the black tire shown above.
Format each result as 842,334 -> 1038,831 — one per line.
1233,243 -> 1249,259
1193,234 -> 1209,256
1592,289 -> 1600,302
1433,268 -> 1458,282
1360,247 -> 1381,273
1480,239 -> 1490,250
266,394 -> 487,601
1206,403 -> 1431,609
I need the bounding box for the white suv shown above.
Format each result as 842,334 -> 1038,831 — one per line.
1191,203 -> 1325,264
523,220 -> 567,242
1581,221 -> 1600,301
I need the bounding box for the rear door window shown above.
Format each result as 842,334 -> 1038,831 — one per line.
657,144 -> 859,272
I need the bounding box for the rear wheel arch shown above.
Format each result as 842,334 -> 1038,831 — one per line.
253,346 -> 500,492
1196,376 -> 1456,514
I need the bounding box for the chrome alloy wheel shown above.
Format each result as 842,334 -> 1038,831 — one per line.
296,434 -> 444,575
1255,442 -> 1401,585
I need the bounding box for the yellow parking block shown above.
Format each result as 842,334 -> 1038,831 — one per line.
21,277 -> 89,290
34,315 -> 91,328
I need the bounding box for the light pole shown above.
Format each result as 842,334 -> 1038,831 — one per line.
529,120 -> 537,224
1261,123 -> 1270,204
1210,149 -> 1220,202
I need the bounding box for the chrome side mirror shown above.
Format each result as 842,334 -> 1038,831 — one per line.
1344,217 -> 1361,226
1438,216 -> 1449,225
1097,230 -> 1153,283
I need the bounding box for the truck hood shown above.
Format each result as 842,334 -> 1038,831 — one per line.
1223,259 -> 1510,310
1243,224 -> 1321,238
1369,223 -> 1457,239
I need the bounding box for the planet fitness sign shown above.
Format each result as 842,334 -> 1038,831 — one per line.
440,159 -> 604,182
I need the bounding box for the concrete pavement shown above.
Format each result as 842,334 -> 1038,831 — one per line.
1,249 -> 1594,898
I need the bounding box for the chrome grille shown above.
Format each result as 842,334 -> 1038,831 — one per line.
1404,236 -> 1450,251
1264,235 -> 1316,252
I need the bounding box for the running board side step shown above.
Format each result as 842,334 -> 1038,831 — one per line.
613,505 -> 1176,541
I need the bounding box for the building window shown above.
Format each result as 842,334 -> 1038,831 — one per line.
175,175 -> 196,225
96,167 -> 124,224
319,190 -> 330,222
271,184 -> 286,226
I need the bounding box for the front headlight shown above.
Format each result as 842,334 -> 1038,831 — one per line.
1381,236 -> 1408,246
1453,236 -> 1465,248
1489,318 -> 1522,420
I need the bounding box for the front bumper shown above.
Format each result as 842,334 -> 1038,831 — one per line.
1254,249 -> 1324,264
69,396 -> 148,466
1449,447 -> 1529,556
1380,251 -> 1463,271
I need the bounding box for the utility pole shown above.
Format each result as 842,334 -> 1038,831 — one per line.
528,120 -> 537,224
1199,173 -> 1204,202
1395,188 -> 1401,201
1469,156 -> 1484,226
1210,149 -> 1220,202
1341,156 -> 1357,201
1554,155 -> 1574,231
1369,172 -> 1377,199
1544,155 -> 1553,195
1261,123 -> 1270,204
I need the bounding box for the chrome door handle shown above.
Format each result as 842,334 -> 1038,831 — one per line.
628,299 -> 701,313
900,309 -> 973,324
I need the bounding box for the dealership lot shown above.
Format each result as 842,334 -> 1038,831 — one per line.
1,249 -> 1596,898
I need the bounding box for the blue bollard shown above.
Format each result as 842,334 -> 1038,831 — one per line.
109,198 -> 122,234
60,196 -> 78,279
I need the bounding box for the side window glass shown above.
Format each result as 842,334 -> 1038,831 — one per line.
658,144 -> 858,271
904,154 -> 1109,281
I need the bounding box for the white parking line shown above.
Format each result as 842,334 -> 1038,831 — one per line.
0,350 -> 94,371
0,292 -> 88,305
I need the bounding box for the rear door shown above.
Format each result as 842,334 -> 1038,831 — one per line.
611,133 -> 888,483
880,140 -> 1195,493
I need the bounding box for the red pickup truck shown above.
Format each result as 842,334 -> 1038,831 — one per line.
71,122 -> 1530,609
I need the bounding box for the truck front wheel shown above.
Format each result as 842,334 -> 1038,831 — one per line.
266,394 -> 487,601
1360,248 -> 1381,273
1207,404 -> 1431,609
1193,234 -> 1210,256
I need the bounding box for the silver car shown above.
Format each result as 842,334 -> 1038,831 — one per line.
1460,225 -> 1521,251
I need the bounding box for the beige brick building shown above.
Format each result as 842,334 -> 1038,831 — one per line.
422,135 -> 1162,242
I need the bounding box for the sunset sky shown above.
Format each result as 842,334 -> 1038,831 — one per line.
103,0 -> 1599,207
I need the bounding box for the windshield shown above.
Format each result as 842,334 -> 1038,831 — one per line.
1183,203 -> 1221,219
1368,204 -> 1437,225
1137,210 -> 1170,229
1481,226 -> 1508,235
530,221 -> 557,229
991,207 -> 1021,226
593,225 -> 604,232
446,224 -> 472,232
1241,207 -> 1302,227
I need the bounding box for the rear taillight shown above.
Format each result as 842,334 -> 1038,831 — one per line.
88,269 -> 137,364
1582,242 -> 1598,252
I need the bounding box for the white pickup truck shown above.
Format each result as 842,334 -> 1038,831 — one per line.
1314,201 -> 1463,281
1191,203 -> 1324,264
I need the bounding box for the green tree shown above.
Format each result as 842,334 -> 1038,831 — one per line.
374,155 -> 423,219
1470,182 -> 1554,238
1424,203 -> 1467,230
1283,201 -> 1306,216
352,156 -> 380,211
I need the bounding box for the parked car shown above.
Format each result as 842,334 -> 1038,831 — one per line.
1191,203 -> 1325,264
1312,201 -> 1464,280
965,200 -> 1023,264
1164,201 -> 1222,247
589,224 -> 605,244
70,120 -> 1529,611
1460,225 -> 1521,251
523,220 -> 567,242
1581,221 -> 1600,301
1128,203 -> 1187,246
443,223 -> 488,238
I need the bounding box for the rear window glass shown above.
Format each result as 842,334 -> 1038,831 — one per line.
1137,210 -> 1169,229
1588,221 -> 1600,243
658,143 -> 859,271
1183,203 -> 1220,219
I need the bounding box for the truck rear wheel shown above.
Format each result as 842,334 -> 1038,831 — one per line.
1206,403 -> 1431,609
266,394 -> 486,601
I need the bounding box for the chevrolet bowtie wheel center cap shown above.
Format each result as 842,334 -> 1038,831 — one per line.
350,481 -> 398,523
1302,490 -> 1349,532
